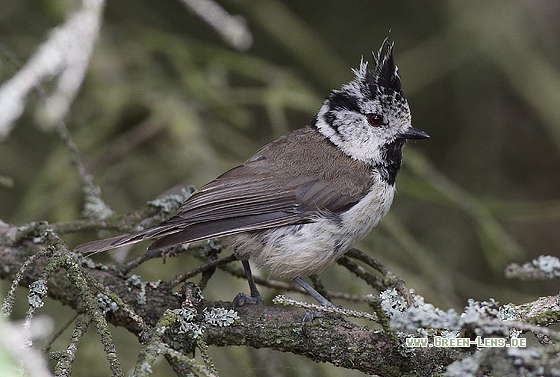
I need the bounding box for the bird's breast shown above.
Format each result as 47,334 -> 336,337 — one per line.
339,177 -> 395,240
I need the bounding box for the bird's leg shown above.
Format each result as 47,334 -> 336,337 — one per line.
293,277 -> 333,306
232,260 -> 264,307
293,276 -> 334,321
243,260 -> 263,300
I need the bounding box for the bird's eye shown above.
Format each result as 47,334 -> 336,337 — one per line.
368,114 -> 383,126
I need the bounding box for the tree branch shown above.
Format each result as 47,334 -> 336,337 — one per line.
3,220 -> 560,376
0,223 -> 463,376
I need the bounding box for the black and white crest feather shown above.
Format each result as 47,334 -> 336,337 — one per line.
371,39 -> 403,95
341,38 -> 404,113
312,39 -> 413,166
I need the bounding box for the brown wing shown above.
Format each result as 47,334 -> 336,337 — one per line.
74,164 -> 306,254
74,126 -> 373,254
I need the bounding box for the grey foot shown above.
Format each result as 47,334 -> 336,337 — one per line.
302,309 -> 325,322
232,292 -> 264,308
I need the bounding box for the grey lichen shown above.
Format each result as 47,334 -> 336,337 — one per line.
536,256 -> 560,274
443,351 -> 484,377
138,361 -> 153,374
506,255 -> 560,280
125,274 -> 160,305
390,294 -> 514,340
391,303 -> 460,333
169,307 -> 205,338
20,222 -> 57,245
81,183 -> 115,220
203,307 -> 239,327
461,299 -> 509,337
499,304 -> 523,338
28,279 -> 48,309
507,347 -> 547,377
147,188 -> 194,214
388,289 -> 461,334
68,250 -> 100,269
379,288 -> 409,316
96,293 -> 118,314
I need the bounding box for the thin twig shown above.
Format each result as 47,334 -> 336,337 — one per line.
120,249 -> 165,274
55,121 -> 114,220
272,295 -> 378,321
0,0 -> 105,137
179,0 -> 252,51
337,255 -> 386,291
344,248 -> 415,305
166,254 -> 238,288
43,312 -> 80,354
1,246 -> 54,317
52,314 -> 92,377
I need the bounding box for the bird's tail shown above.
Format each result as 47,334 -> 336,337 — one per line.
73,232 -> 145,255
73,224 -> 181,256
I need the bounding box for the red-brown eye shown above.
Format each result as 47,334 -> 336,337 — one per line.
368,114 -> 383,126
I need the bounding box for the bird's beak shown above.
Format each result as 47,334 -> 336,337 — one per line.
399,127 -> 430,140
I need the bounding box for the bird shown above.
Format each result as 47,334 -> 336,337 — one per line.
75,39 -> 429,309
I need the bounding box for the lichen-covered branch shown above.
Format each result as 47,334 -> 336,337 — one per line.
0,222 -> 462,376
2,220 -> 560,376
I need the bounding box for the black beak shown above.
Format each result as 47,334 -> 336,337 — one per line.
399,127 -> 430,140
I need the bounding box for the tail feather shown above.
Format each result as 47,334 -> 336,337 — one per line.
73,226 -> 182,255
74,232 -> 147,255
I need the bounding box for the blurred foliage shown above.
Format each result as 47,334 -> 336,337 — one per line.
1,0 -> 560,376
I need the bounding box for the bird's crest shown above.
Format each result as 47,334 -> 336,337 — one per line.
350,38 -> 403,99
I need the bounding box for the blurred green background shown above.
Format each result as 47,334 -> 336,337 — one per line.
1,0 -> 560,376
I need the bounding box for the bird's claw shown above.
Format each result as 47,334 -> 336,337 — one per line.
232,292 -> 264,308
302,309 -> 325,322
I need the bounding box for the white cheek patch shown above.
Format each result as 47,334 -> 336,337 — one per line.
315,107 -> 384,164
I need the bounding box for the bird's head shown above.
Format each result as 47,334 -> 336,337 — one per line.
313,39 -> 429,168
